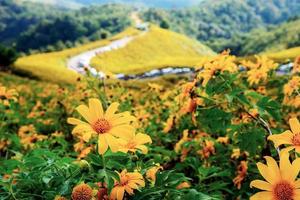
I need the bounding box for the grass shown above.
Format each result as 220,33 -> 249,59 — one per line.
90,25 -> 215,74
13,27 -> 141,83
261,46 -> 300,63
238,46 -> 300,64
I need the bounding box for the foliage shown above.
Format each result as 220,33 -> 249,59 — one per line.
0,0 -> 132,53
0,44 -> 18,68
141,0 -> 300,53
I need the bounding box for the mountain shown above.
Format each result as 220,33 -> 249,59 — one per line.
23,0 -> 205,9
0,0 -> 132,52
142,0 -> 300,52
224,18 -> 300,56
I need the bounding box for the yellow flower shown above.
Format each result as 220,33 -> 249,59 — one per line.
68,98 -> 136,155
146,164 -> 163,182
283,76 -> 300,96
250,149 -> 300,200
247,68 -> 268,86
110,170 -> 145,200
117,132 -> 152,154
268,117 -> 300,153
175,130 -> 189,153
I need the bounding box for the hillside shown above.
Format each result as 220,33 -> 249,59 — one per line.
13,28 -> 141,83
22,0 -> 204,9
142,0 -> 300,52
0,0 -> 132,52
226,18 -> 300,56
1,0 -> 300,55
90,25 -> 215,74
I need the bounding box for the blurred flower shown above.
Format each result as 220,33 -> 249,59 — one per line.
163,115 -> 175,133
250,149 -> 300,200
283,76 -> 300,96
176,181 -> 191,189
71,183 -> 93,200
231,148 -> 241,159
0,85 -> 18,103
175,130 -> 189,153
217,136 -> 229,145
146,164 -> 163,182
198,140 -> 215,159
68,98 -> 136,154
110,170 -> 145,200
268,117 -> 300,153
233,161 -> 248,189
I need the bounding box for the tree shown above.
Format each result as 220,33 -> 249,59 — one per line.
0,44 -> 18,69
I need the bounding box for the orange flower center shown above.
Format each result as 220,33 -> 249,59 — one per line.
93,119 -> 111,134
292,134 -> 300,146
273,181 -> 294,200
126,141 -> 137,149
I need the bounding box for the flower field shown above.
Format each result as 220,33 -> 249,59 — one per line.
1,52 -> 300,200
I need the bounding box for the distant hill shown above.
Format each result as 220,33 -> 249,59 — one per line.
22,0 -> 205,9
142,0 -> 300,52
215,18 -> 300,56
90,25 -> 215,74
14,26 -> 214,83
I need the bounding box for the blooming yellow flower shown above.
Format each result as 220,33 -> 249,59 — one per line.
250,149 -> 300,200
146,164 -> 163,182
283,76 -> 300,96
110,170 -> 145,200
68,98 -> 136,154
268,117 -> 300,153
117,132 -> 152,154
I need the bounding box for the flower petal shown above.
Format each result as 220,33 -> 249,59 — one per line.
290,118 -> 300,135
294,189 -> 300,200
104,134 -> 119,152
105,102 -> 119,119
67,117 -> 87,125
257,158 -> 280,184
109,125 -> 135,139
76,104 -> 95,123
250,191 -> 273,200
135,133 -> 152,144
268,130 -> 293,148
89,98 -> 104,119
98,135 -> 108,155
250,180 -> 272,191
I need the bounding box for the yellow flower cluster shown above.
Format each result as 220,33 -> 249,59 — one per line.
68,98 -> 152,155
0,84 -> 18,105
196,50 -> 237,86
242,55 -> 278,86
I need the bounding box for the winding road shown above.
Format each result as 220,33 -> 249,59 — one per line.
67,36 -> 134,77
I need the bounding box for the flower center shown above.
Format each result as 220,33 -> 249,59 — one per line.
292,134 -> 300,146
273,181 -> 294,200
126,141 -> 136,149
93,119 -> 111,134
